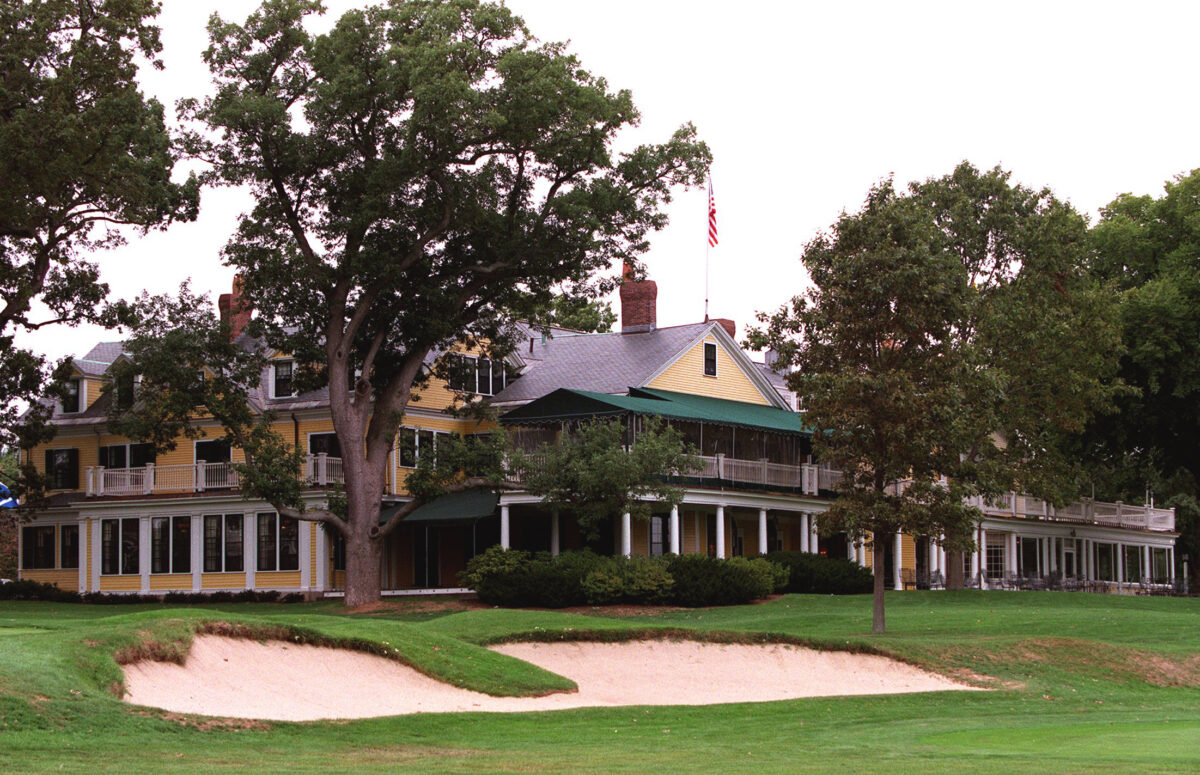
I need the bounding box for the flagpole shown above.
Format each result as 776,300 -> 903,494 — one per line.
704,172 -> 711,322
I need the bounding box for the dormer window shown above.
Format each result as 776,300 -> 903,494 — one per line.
272,361 -> 295,398
62,378 -> 80,413
447,354 -> 506,396
703,342 -> 718,377
115,371 -> 136,411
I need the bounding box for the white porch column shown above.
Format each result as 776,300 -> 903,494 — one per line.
620,511 -> 632,558
938,536 -> 947,579
847,538 -> 856,561
90,520 -> 101,591
77,517 -> 88,593
244,516 -> 256,590
499,504 -> 510,549
1168,547 -> 1175,582
550,513 -> 560,557
809,515 -> 819,554
299,521 -> 312,591
1083,539 -> 1092,581
857,539 -> 867,568
1116,543 -> 1124,585
313,520 -> 328,592
1142,545 -> 1150,583
928,538 -> 938,575
669,505 -> 680,555
978,525 -> 988,589
892,531 -> 903,590
715,505 -> 726,559
191,515 -> 202,592
139,517 -> 151,594
1007,533 -> 1019,576
970,529 -> 980,583
758,508 -> 768,555
800,513 -> 810,553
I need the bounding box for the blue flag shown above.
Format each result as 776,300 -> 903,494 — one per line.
0,482 -> 17,508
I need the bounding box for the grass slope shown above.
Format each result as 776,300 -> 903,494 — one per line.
1,591 -> 1198,773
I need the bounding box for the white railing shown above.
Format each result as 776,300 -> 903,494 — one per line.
85,454 -> 345,496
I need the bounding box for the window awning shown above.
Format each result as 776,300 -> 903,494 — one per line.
499,387 -> 812,436
379,489 -> 499,525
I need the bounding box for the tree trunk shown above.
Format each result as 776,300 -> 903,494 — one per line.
343,529 -> 383,607
946,549 -> 964,590
872,535 -> 886,634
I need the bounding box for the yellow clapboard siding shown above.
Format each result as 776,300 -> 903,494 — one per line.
256,571 -> 301,588
646,335 -> 770,405
902,533 -> 917,572
22,569 -> 78,589
99,575 -> 141,592
201,572 -> 247,590
149,574 -> 192,591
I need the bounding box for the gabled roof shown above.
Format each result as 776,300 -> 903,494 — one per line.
493,321 -> 790,407
499,387 -> 812,436
72,341 -> 127,376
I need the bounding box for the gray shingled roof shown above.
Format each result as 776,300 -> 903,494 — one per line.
492,322 -> 713,404
72,341 -> 127,376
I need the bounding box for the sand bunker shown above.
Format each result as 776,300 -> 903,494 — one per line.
122,635 -> 977,721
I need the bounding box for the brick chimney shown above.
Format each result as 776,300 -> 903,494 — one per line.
619,261 -> 657,334
713,318 -> 735,339
218,275 -> 252,342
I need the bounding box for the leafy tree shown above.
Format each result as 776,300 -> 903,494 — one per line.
513,418 -> 699,543
125,0 -> 708,606
751,164 -> 1122,632
0,0 -> 198,447
0,448 -> 17,578
1081,169 -> 1200,587
530,295 -> 617,333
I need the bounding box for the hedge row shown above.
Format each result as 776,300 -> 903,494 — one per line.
0,579 -> 305,605
765,551 -> 874,594
460,547 -> 790,608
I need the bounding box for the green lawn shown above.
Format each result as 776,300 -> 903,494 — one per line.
1,591 -> 1198,773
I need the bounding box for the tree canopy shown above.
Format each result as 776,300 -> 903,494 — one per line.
0,0 -> 197,450
123,0 -> 708,605
1081,168 -> 1200,587
751,163 -> 1122,632
514,418 -> 699,543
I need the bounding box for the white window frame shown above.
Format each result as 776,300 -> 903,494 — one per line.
256,512 -> 299,572
193,437 -> 233,464
270,360 -> 296,399
397,426 -> 451,468
306,431 -> 340,457
202,513 -> 244,573
61,377 -> 83,414
99,517 -> 140,576
150,515 -> 191,575
99,442 -> 156,470
447,353 -> 506,396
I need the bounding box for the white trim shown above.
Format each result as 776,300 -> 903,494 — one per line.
269,360 -> 296,399
702,341 -> 718,377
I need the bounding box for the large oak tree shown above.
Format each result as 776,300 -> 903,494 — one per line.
123,0 -> 708,606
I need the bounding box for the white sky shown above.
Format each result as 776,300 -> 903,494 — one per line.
24,0 -> 1200,364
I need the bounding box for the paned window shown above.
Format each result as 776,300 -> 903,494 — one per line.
21,526 -> 55,569
195,439 -> 232,463
703,342 -> 717,377
272,361 -> 295,398
62,379 -> 81,413
100,518 -> 140,575
44,448 -> 79,490
60,524 -> 79,569
985,543 -> 1004,580
397,427 -> 451,468
446,354 -> 506,395
202,514 -> 244,573
99,443 -> 156,469
308,433 -> 341,457
257,512 -> 299,572
649,515 -> 668,556
151,516 -> 191,574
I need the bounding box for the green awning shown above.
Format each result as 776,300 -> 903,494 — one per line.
380,489 -> 499,525
500,386 -> 812,436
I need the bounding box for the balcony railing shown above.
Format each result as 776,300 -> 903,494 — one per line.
968,493 -> 1175,533
84,453 -> 345,497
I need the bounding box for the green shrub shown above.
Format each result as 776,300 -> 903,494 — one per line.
581,555 -> 674,605
766,551 -> 873,594
0,579 -> 81,602
662,554 -> 781,607
460,545 -> 533,606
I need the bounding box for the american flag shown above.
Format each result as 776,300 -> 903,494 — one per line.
707,177 -> 718,247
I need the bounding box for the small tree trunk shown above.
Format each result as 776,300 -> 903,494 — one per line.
945,549 -> 965,590
343,531 -> 383,607
872,536 -> 886,634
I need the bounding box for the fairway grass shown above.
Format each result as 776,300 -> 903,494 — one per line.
1,591 -> 1199,773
